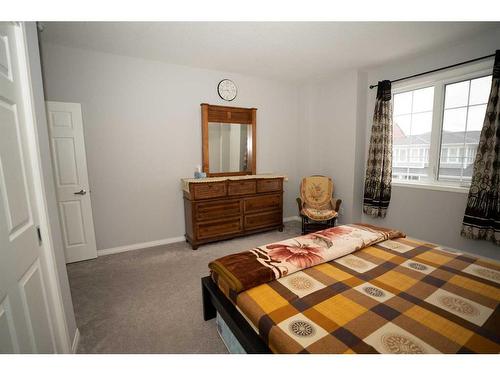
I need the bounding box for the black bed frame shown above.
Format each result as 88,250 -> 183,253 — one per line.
201,276 -> 272,354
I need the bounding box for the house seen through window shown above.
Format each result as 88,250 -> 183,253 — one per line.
392,74 -> 492,187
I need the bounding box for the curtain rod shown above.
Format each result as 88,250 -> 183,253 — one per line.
368,53 -> 496,89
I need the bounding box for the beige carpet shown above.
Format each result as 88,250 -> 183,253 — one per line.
67,222 -> 301,353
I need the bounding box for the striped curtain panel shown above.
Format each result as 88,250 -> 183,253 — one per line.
363,80 -> 393,218
461,50 -> 500,245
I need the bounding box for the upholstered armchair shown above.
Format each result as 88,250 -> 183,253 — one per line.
296,175 -> 342,235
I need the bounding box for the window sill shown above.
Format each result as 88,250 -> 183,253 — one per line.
392,181 -> 470,194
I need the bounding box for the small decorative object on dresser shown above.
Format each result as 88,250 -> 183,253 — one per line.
182,175 -> 286,249
194,165 -> 206,179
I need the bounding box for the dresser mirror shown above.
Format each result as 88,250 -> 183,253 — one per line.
208,123 -> 251,173
201,103 -> 256,176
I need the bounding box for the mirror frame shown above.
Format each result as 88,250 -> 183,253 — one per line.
201,103 -> 257,177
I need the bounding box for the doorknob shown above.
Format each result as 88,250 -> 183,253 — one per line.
74,189 -> 87,195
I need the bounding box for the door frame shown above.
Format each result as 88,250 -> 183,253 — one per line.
9,22 -> 73,353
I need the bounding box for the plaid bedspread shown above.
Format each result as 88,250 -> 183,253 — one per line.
212,237 -> 500,353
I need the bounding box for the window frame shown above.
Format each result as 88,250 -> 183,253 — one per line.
390,59 -> 494,193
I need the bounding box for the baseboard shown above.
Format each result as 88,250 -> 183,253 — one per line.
71,328 -> 80,354
97,236 -> 185,257
98,217 -> 300,257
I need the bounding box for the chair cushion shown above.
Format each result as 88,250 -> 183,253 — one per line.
300,176 -> 333,209
301,207 -> 338,221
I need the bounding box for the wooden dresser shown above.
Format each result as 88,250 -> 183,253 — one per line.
182,175 -> 285,249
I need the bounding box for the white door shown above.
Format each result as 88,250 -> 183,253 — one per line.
0,23 -> 57,353
46,101 -> 97,263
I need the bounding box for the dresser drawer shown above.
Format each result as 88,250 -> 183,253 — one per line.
244,211 -> 282,230
197,217 -> 243,240
195,200 -> 241,221
244,194 -> 282,214
192,182 -> 227,200
227,180 -> 256,196
256,178 -> 282,193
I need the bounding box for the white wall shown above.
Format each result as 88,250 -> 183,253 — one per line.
360,28 -> 500,260
298,70 -> 361,224
40,43 -> 300,251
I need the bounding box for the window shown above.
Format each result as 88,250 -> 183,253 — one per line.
438,75 -> 492,184
393,87 -> 434,182
391,63 -> 492,190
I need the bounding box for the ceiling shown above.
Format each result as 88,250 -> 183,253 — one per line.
40,22 -> 500,83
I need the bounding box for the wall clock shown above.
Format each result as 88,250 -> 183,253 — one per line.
217,79 -> 237,101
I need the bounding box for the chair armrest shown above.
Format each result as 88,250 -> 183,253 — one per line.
331,198 -> 342,213
296,197 -> 304,213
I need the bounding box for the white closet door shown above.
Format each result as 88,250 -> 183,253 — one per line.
0,22 -> 56,353
46,101 -> 97,263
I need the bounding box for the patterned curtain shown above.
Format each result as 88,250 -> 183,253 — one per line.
363,80 -> 393,218
461,50 -> 500,245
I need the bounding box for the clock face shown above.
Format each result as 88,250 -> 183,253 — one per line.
217,79 -> 237,101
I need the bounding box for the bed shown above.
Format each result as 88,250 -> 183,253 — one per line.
202,224 -> 500,354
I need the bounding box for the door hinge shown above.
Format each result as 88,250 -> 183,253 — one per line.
36,226 -> 42,245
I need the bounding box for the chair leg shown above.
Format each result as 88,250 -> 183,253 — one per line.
300,216 -> 340,234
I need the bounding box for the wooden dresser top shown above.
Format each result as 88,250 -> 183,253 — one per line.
181,174 -> 287,192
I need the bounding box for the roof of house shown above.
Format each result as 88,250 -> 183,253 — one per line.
393,130 -> 480,146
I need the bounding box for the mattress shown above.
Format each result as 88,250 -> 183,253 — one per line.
212,236 -> 500,353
